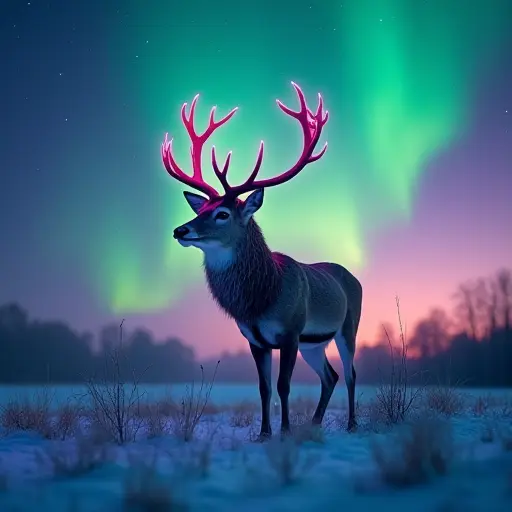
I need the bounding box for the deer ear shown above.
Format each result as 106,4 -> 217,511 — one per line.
183,191 -> 208,214
241,189 -> 264,224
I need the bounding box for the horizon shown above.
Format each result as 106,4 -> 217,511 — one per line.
1,1 -> 511,360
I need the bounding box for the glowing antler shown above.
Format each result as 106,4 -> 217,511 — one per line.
162,82 -> 328,198
161,94 -> 238,198
212,81 -> 328,197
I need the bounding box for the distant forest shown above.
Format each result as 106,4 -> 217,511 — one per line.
1,268 -> 511,387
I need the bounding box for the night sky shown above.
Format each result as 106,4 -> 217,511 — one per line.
1,0 -> 511,358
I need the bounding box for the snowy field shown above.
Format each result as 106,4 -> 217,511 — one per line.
0,383 -> 511,511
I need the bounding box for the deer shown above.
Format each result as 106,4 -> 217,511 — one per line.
161,82 -> 363,438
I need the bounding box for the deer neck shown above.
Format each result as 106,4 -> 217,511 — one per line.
204,220 -> 282,324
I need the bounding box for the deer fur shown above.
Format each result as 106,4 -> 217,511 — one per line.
175,189 -> 362,436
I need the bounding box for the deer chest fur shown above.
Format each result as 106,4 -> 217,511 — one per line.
203,220 -> 284,324
205,261 -> 282,325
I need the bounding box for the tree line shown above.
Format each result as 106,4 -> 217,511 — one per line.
357,267 -> 512,387
0,305 -> 196,383
0,268 -> 511,386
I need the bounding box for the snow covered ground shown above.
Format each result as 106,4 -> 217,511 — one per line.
0,387 -> 511,511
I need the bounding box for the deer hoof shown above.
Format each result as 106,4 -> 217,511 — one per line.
255,432 -> 272,443
347,418 -> 358,433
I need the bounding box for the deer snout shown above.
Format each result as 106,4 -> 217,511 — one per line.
173,225 -> 190,239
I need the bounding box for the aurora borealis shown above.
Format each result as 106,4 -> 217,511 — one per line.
1,0 -> 511,357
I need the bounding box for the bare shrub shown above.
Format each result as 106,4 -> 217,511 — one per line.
371,415 -> 453,488
172,362 -> 219,442
0,389 -> 53,438
229,402 -> 255,428
85,320 -> 145,445
143,401 -> 174,439
123,465 -> 188,512
54,403 -> 82,440
425,386 -> 464,416
375,297 -> 423,425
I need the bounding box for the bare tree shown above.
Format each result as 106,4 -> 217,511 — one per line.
452,279 -> 487,340
486,279 -> 500,337
409,308 -> 452,358
85,320 -> 145,444
496,268 -> 512,331
374,297 -> 423,424
474,268 -> 512,338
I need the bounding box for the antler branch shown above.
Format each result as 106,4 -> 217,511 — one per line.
162,82 -> 328,200
161,94 -> 238,198
215,82 -> 328,197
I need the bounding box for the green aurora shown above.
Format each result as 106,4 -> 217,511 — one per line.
101,0 -> 509,313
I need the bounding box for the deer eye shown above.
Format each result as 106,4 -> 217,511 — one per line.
215,211 -> 230,220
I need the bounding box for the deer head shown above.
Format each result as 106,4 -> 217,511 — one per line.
161,82 -> 329,256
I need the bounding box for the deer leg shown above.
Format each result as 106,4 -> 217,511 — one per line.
335,313 -> 357,432
277,336 -> 299,434
299,345 -> 339,425
249,342 -> 273,439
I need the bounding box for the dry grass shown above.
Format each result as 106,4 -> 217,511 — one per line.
85,320 -> 145,445
425,386 -> 465,416
229,402 -> 255,428
374,297 -> 423,425
171,362 -> 219,442
472,394 -> 512,417
0,388 -> 57,439
143,400 -> 176,439
371,414 -> 453,488
289,396 -> 317,425
54,403 -> 82,440
0,391 -> 82,442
